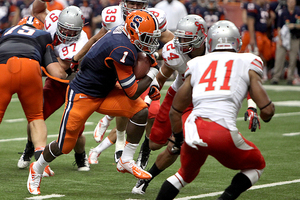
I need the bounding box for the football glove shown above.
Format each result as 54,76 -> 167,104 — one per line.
244,107 -> 261,132
70,56 -> 79,72
146,53 -> 158,69
148,85 -> 161,101
168,131 -> 184,155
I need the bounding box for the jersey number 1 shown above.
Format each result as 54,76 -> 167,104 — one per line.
199,60 -> 233,91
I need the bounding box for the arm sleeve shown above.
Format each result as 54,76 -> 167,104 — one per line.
42,44 -> 58,68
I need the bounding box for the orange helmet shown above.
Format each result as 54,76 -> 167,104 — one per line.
123,10 -> 161,54
17,16 -> 44,30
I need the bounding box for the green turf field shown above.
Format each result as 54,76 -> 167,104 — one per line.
0,80 -> 300,200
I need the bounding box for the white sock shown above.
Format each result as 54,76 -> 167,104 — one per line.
120,142 -> 138,162
34,154 -> 49,174
115,130 -> 126,152
241,169 -> 264,185
103,115 -> 114,125
94,137 -> 113,154
167,172 -> 188,190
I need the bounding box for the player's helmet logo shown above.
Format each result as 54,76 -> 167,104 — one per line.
123,10 -> 161,54
130,15 -> 143,29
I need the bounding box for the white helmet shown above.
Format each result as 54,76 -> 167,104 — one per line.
207,20 -> 242,53
120,0 -> 149,18
56,6 -> 84,43
174,15 -> 207,54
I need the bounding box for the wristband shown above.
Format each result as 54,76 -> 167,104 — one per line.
247,99 -> 256,108
153,52 -> 159,59
144,95 -> 152,105
171,105 -> 183,113
260,101 -> 272,110
146,67 -> 159,80
159,67 -> 169,79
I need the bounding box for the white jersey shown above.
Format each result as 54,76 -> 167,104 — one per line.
185,52 -> 263,131
101,6 -> 167,32
162,40 -> 192,92
44,10 -> 88,60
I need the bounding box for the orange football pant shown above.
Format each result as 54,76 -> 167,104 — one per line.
0,57 -> 43,123
58,85 -> 148,154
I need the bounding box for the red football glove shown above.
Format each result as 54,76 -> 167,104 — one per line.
148,85 -> 161,101
244,107 -> 261,132
70,56 -> 79,72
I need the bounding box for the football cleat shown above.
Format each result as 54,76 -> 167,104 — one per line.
17,146 -> 34,169
136,143 -> 151,170
132,179 -> 150,194
117,158 -> 152,180
93,117 -> 110,143
88,148 -> 100,164
27,162 -> 42,195
42,165 -> 55,177
74,152 -> 90,171
114,150 -> 123,164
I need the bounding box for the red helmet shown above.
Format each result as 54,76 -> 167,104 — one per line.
18,16 -> 44,30
123,10 -> 161,54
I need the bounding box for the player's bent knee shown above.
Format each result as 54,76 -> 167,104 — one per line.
149,139 -> 164,151
132,108 -> 148,123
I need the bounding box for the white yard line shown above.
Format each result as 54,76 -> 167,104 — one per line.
1,111 -> 300,143
25,194 -> 65,199
283,132 -> 300,136
174,179 -> 300,200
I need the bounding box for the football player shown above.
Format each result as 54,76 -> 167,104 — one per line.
71,0 -> 174,165
17,0 -> 90,171
27,10 -> 161,195
132,16 -> 262,195
200,0 -> 226,29
156,20 -> 275,200
132,14 -> 208,195
0,16 -> 67,177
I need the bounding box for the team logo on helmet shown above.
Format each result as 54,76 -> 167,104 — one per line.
130,15 -> 143,29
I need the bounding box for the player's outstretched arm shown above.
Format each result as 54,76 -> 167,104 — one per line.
32,0 -> 49,23
156,62 -> 175,89
248,70 -> 275,122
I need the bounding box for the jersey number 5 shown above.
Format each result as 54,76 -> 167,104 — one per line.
199,60 -> 233,91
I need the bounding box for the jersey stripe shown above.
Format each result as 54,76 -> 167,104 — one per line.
250,59 -> 263,70
119,74 -> 136,89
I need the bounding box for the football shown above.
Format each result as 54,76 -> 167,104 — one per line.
134,52 -> 151,80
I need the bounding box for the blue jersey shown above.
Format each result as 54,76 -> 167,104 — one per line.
0,24 -> 54,65
247,3 -> 270,33
70,26 -> 138,98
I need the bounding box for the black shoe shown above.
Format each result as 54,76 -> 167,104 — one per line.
131,179 -> 150,194
17,143 -> 34,169
114,150 -> 123,164
136,143 -> 151,170
74,151 -> 90,171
